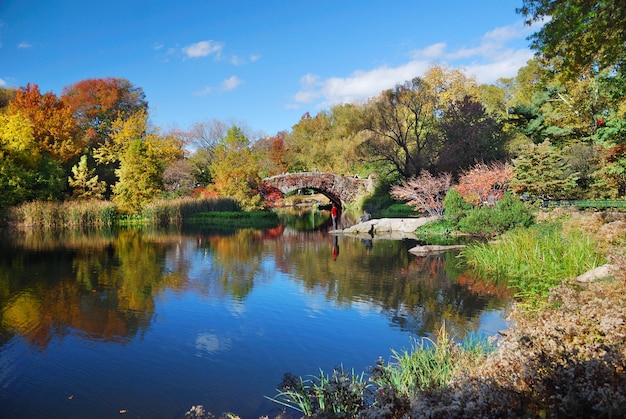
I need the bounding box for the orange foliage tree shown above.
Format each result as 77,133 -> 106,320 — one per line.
8,83 -> 82,163
62,77 -> 147,147
455,162 -> 512,206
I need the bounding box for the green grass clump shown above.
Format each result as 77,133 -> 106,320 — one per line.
461,222 -> 606,304
375,203 -> 422,218
267,324 -> 495,418
142,197 -> 240,226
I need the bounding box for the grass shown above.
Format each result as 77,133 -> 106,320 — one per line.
266,324 -> 496,418
266,366 -> 372,417
186,210 -> 279,229
461,221 -> 607,306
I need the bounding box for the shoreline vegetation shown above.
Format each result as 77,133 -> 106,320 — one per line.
3,197 -> 280,231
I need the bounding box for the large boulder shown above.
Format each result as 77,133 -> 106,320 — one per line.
575,264 -> 618,283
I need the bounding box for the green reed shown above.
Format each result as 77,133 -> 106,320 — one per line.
461,222 -> 606,303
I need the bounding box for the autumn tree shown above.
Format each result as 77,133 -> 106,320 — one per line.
94,110 -> 184,212
363,77 -> 438,179
207,126 -> 262,210
455,162 -> 512,206
61,78 -> 148,148
0,112 -> 66,207
390,171 -> 452,217
8,83 -> 82,163
518,0 -> 626,78
287,104 -> 366,175
112,140 -> 165,213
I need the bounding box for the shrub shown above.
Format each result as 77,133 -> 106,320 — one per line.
443,188 -> 471,226
458,193 -> 534,236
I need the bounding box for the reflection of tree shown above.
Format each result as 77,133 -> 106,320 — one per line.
269,235 -> 510,338
198,229 -> 267,300
0,229 -> 185,349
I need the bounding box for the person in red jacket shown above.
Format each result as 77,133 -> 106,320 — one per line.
331,204 -> 338,229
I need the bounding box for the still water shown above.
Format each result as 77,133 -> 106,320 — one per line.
0,213 -> 511,418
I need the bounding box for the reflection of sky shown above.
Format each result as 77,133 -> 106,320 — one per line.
195,331 -> 232,356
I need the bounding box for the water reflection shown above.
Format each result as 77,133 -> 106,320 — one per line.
0,222 -> 511,417
0,224 -> 510,349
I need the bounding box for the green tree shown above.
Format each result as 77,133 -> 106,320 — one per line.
112,140 -> 164,213
0,112 -> 65,207
208,126 -> 262,210
68,155 -> 106,200
518,0 -> 626,77
436,97 -> 505,176
509,139 -> 579,200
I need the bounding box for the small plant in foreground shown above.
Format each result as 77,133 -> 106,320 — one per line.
266,366 -> 373,417
267,325 -> 495,418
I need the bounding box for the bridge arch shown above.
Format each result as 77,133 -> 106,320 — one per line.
263,172 -> 375,208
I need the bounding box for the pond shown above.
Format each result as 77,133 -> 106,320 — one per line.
0,211 -> 511,418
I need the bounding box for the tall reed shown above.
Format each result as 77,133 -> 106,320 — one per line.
461,222 -> 606,303
8,200 -> 117,229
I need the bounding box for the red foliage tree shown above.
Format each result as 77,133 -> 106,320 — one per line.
61,78 -> 147,147
455,162 -> 512,206
390,171 -> 452,217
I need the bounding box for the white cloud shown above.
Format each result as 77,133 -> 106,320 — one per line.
193,86 -> 213,96
182,40 -> 223,58
230,53 -> 261,65
291,19 -> 540,109
0,78 -> 5,87
153,42 -> 164,50
18,41 -> 32,49
220,75 -> 242,91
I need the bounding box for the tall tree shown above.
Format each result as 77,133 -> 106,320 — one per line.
208,126 -> 262,210
112,140 -> 164,213
518,0 -> 626,77
8,83 -> 81,163
436,96 -> 505,175
362,77 -> 438,179
61,78 -> 148,148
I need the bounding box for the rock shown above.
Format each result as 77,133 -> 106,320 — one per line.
575,264 -> 617,283
338,216 -> 440,235
408,244 -> 466,254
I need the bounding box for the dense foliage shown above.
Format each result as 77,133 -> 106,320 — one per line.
1,1 -> 625,218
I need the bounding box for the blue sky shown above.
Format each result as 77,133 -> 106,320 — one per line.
0,1 -> 540,138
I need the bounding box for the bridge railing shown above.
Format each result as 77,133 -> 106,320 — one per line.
540,200 -> 626,209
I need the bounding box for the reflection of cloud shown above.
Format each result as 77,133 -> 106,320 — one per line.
195,331 -> 232,355
290,19 -> 542,110
227,300 -> 245,317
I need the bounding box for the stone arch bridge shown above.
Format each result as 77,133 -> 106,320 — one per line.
263,172 -> 375,208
